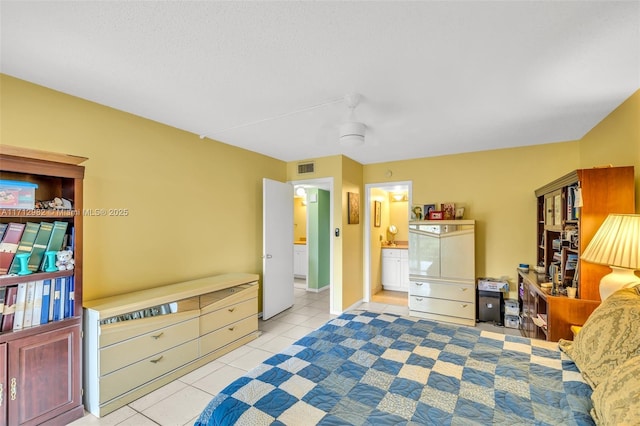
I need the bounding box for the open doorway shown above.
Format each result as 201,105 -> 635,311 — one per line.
364,181 -> 412,306
290,177 -> 334,314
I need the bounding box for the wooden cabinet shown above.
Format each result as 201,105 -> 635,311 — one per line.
83,273 -> 259,417
0,147 -> 85,425
293,244 -> 307,278
381,248 -> 408,292
518,270 -> 599,341
524,166 -> 635,341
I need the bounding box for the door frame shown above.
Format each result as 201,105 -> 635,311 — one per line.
289,177 -> 335,314
364,181 -> 412,303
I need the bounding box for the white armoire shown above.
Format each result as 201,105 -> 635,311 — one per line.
408,220 -> 476,326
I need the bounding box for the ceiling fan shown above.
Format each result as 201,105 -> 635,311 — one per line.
339,93 -> 367,147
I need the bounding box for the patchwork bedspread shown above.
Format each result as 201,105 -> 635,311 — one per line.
195,310 -> 593,425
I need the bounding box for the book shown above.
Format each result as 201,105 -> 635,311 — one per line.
1,286 -> 18,331
0,222 -> 26,275
22,281 -> 36,328
28,222 -> 54,272
40,279 -> 52,325
31,280 -> 44,326
53,277 -> 63,321
8,222 -> 40,274
0,286 -> 6,325
0,223 -> 8,241
12,282 -> 28,330
39,221 -> 69,270
65,275 -> 75,318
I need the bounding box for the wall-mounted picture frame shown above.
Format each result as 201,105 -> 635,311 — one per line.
442,202 -> 455,220
429,210 -> 444,220
374,201 -> 381,227
455,207 -> 465,219
348,192 -> 360,224
423,204 -> 436,217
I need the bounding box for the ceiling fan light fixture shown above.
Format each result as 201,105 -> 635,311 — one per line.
339,121 -> 366,147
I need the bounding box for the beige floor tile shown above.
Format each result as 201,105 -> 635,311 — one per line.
215,343 -> 254,363
259,319 -> 296,335
259,335 -> 297,353
178,360 -> 225,384
280,324 -> 315,340
117,413 -> 160,426
128,380 -> 188,412
191,364 -> 247,395
142,385 -> 213,426
246,330 -> 278,348
70,405 -> 139,426
278,312 -> 314,324
228,347 -> 273,370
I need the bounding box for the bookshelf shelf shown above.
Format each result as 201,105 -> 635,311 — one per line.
0,149 -> 85,425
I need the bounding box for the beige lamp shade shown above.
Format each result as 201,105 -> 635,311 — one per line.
581,214 -> 640,300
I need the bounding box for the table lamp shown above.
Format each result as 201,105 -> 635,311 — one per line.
581,214 -> 640,300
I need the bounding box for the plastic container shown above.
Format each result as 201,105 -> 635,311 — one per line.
505,315 -> 520,329
0,180 -> 38,209
504,299 -> 519,316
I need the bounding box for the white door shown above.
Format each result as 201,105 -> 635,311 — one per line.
262,178 -> 294,320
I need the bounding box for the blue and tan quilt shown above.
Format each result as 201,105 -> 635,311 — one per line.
195,310 -> 593,425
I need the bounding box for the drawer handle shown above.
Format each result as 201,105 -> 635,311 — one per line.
151,332 -> 164,340
461,304 -> 468,308
10,378 -> 16,401
460,288 -> 467,292
228,307 -> 235,313
150,356 -> 164,364
416,297 -> 423,301
228,326 -> 236,331
416,282 -> 423,286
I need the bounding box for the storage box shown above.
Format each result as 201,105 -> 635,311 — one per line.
0,180 -> 38,209
504,299 -> 519,316
505,315 -> 520,329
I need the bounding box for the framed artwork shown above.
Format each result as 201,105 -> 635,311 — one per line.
442,202 -> 455,220
411,205 -> 424,220
455,207 -> 465,219
348,192 -> 360,224
429,210 -> 444,220
374,201 -> 381,227
423,204 -> 436,217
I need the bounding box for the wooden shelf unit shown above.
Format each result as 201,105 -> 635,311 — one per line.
522,166 -> 635,341
0,151 -> 85,426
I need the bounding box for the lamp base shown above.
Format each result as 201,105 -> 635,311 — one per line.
599,266 -> 640,300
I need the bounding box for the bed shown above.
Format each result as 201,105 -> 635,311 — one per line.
195,287 -> 640,426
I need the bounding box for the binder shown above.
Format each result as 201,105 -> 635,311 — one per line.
53,277 -> 63,321
8,222 -> 40,274
13,282 -> 28,330
39,221 -> 68,270
40,279 -> 52,325
1,286 -> 18,331
22,281 -> 36,328
28,222 -> 54,272
0,222 -> 26,275
31,280 -> 45,326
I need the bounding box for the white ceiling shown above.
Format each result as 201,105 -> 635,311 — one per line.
1,1 -> 638,165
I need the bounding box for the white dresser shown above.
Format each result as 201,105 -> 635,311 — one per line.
408,220 -> 476,326
83,273 -> 259,417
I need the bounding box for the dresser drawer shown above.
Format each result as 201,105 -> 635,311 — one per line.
100,317 -> 199,375
200,315 -> 258,355
200,284 -> 258,314
100,339 -> 199,404
410,280 -> 474,302
409,295 -> 475,320
200,298 -> 256,335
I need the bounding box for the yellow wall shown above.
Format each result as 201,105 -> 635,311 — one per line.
3,74 -> 637,308
388,196 -> 409,242
579,89 -> 640,211
1,74 -> 285,301
364,142 -> 582,288
293,197 -> 307,241
341,156 -> 364,309
369,188 -> 387,294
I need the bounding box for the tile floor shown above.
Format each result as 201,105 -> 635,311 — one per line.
69,286 -> 518,426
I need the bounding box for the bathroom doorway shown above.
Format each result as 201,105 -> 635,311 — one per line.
364,181 -> 412,306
